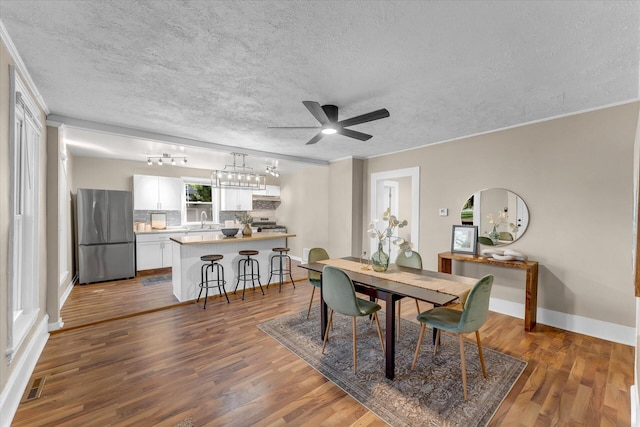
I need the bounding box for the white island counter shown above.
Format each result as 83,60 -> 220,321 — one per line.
169,232 -> 296,302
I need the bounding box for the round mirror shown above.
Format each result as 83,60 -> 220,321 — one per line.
460,188 -> 529,246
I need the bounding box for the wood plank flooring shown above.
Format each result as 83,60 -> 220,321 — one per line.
14,265 -> 634,426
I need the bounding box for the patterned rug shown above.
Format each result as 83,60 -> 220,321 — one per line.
140,273 -> 172,286
258,308 -> 526,427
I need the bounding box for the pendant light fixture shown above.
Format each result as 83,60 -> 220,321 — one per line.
210,153 -> 266,190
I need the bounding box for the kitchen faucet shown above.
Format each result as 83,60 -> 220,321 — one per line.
200,211 -> 207,228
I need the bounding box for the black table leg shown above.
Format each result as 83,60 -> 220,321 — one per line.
383,292 -> 396,380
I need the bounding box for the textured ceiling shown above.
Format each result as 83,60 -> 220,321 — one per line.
0,0 -> 638,169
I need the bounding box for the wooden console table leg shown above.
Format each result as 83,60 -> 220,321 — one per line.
438,255 -> 452,274
525,264 -> 538,331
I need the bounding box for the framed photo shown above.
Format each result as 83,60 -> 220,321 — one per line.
451,225 -> 478,254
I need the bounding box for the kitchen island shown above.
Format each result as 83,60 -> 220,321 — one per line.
169,232 -> 296,302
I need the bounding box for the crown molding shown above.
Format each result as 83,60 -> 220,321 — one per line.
0,19 -> 49,115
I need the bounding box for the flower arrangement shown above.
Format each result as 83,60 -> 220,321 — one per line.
485,210 -> 517,243
367,208 -> 412,271
236,212 -> 253,225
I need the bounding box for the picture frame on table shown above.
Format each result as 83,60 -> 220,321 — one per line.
451,225 -> 478,254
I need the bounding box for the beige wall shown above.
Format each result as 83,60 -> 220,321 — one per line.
365,102 -> 639,327
0,39 -> 49,395
277,165 -> 329,259
45,126 -> 75,327
327,158 -> 364,258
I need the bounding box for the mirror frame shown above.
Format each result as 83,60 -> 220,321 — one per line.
370,167 -> 420,257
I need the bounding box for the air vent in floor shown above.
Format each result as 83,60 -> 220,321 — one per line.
22,375 -> 47,403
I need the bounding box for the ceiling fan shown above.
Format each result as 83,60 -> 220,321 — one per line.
269,101 -> 390,145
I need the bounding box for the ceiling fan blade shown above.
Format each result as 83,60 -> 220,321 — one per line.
267,126 -> 320,129
338,128 -> 373,141
306,131 -> 325,145
303,101 -> 331,125
337,108 -> 390,128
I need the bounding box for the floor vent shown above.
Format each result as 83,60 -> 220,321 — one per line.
22,375 -> 47,403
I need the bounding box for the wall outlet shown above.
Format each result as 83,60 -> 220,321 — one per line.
439,208 -> 448,216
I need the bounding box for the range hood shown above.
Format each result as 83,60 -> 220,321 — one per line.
252,196 -> 280,210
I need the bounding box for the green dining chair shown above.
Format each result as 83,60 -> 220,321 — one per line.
394,250 -> 423,340
499,231 -> 514,241
306,248 -> 330,318
411,274 -> 494,400
321,265 -> 385,374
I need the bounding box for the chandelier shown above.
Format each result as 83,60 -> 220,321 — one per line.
211,153 -> 266,190
147,153 -> 188,166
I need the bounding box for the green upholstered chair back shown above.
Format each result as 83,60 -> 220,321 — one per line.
395,251 -> 423,270
457,275 -> 494,333
499,232 -> 514,241
308,248 -> 329,284
321,266 -> 362,317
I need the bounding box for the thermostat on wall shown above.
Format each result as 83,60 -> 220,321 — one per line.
439,208 -> 448,216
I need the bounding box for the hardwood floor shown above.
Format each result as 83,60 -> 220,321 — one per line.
14,266 -> 633,426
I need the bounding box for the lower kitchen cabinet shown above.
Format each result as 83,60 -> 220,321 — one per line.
136,232 -> 185,271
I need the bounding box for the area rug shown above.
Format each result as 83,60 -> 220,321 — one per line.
258,309 -> 526,427
141,273 -> 172,286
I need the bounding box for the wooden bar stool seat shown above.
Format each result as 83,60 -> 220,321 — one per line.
198,254 -> 228,309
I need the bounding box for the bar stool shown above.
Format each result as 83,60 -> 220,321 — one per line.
198,254 -> 229,309
267,247 -> 295,292
234,250 -> 264,300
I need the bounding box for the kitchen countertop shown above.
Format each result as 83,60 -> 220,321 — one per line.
171,232 -> 295,245
135,227 -> 221,235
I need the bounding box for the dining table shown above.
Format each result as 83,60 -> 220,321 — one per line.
298,257 -> 478,380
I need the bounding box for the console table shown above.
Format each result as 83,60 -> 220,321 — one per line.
437,251 -> 539,331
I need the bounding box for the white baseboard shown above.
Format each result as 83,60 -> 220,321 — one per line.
0,315 -> 50,427
489,297 -> 635,346
48,319 -> 64,331
59,273 -> 77,309
290,255 -> 302,263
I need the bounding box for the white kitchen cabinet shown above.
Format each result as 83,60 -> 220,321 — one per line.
221,189 -> 252,210
253,185 -> 280,197
136,232 -> 185,271
266,185 -> 280,196
134,174 -> 183,211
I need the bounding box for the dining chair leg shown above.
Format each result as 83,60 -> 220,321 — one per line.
433,329 -> 442,355
475,330 -> 487,378
459,334 -> 468,400
373,312 -> 385,354
411,323 -> 426,370
306,286 -> 316,319
352,317 -> 357,374
321,310 -> 333,354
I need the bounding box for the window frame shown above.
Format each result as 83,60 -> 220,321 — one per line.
182,177 -> 219,225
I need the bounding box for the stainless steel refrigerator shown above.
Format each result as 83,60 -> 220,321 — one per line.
77,188 -> 135,284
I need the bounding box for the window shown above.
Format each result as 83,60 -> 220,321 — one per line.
7,66 -> 42,363
183,179 -> 218,224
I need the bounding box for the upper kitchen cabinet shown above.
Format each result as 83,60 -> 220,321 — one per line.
134,174 -> 183,211
253,185 -> 280,197
221,188 -> 252,211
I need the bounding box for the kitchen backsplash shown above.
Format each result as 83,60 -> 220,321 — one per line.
134,209 -> 279,226
134,210 -> 182,226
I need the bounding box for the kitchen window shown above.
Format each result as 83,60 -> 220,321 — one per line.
183,179 -> 218,225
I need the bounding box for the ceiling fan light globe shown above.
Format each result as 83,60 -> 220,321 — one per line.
321,128 -> 337,135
